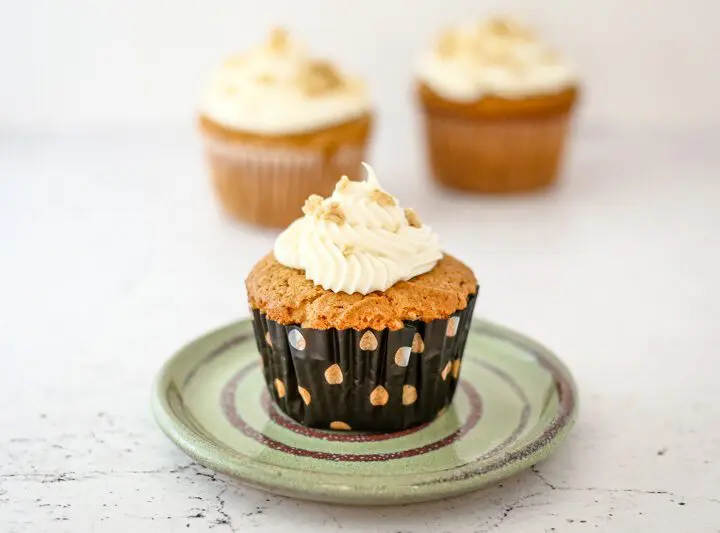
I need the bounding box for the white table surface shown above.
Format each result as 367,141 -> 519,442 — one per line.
1,127 -> 719,532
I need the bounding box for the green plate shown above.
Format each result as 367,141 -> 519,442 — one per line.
152,319 -> 577,505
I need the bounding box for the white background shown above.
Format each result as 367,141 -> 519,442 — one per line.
2,1 -> 720,532
3,0 -> 720,131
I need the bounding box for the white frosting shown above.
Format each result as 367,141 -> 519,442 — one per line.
200,29 -> 371,135
274,164 -> 442,294
417,18 -> 576,101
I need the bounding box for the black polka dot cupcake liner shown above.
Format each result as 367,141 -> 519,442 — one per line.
250,291 -> 477,432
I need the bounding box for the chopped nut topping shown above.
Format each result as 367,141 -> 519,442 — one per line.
319,202 -> 346,225
483,18 -> 534,40
404,208 -> 422,228
335,176 -> 351,192
436,31 -> 458,58
487,18 -> 513,36
302,194 -> 323,215
267,27 -> 290,52
370,189 -> 396,207
298,60 -> 344,96
341,244 -> 354,257
256,73 -> 276,84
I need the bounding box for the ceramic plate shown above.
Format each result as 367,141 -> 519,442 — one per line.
152,319 -> 577,505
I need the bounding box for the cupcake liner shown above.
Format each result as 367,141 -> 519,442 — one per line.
201,132 -> 367,228
250,292 -> 477,432
422,110 -> 573,193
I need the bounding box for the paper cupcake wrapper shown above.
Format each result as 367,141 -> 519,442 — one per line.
202,133 -> 366,228
250,292 -> 477,432
422,110 -> 573,193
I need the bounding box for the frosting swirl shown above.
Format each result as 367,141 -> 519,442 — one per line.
417,17 -> 576,101
274,164 -> 442,294
200,28 -> 371,135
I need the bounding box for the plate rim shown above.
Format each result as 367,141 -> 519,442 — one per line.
152,318 -> 578,504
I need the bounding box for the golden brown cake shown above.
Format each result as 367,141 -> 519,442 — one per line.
200,113 -> 372,227
416,18 -> 580,193
247,253 -> 476,330
198,28 -> 373,227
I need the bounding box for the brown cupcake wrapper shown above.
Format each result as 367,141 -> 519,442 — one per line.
201,133 -> 367,228
422,110 -> 574,193
250,291 -> 477,432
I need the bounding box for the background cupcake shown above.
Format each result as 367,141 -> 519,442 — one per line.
246,164 -> 478,431
417,17 -> 579,193
199,28 -> 373,227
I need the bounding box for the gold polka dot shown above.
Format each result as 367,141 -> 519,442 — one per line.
441,361 -> 452,381
330,421 -> 351,431
369,385 -> 389,406
446,316 -> 460,337
273,378 -> 286,398
402,385 -> 417,406
394,347 -> 411,367
264,331 -> 272,347
359,331 -> 378,351
324,364 -> 343,385
298,386 -> 311,405
452,359 -> 461,379
411,333 -> 425,353
288,329 -> 306,350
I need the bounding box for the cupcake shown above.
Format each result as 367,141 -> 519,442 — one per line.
199,28 -> 373,227
416,17 -> 579,193
246,164 -> 478,431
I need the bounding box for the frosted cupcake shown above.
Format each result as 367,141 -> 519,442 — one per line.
417,17 -> 579,193
199,28 -> 373,227
246,164 -> 478,431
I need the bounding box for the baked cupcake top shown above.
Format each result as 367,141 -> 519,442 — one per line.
199,28 -> 371,135
417,17 -> 576,102
247,164 -> 476,330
